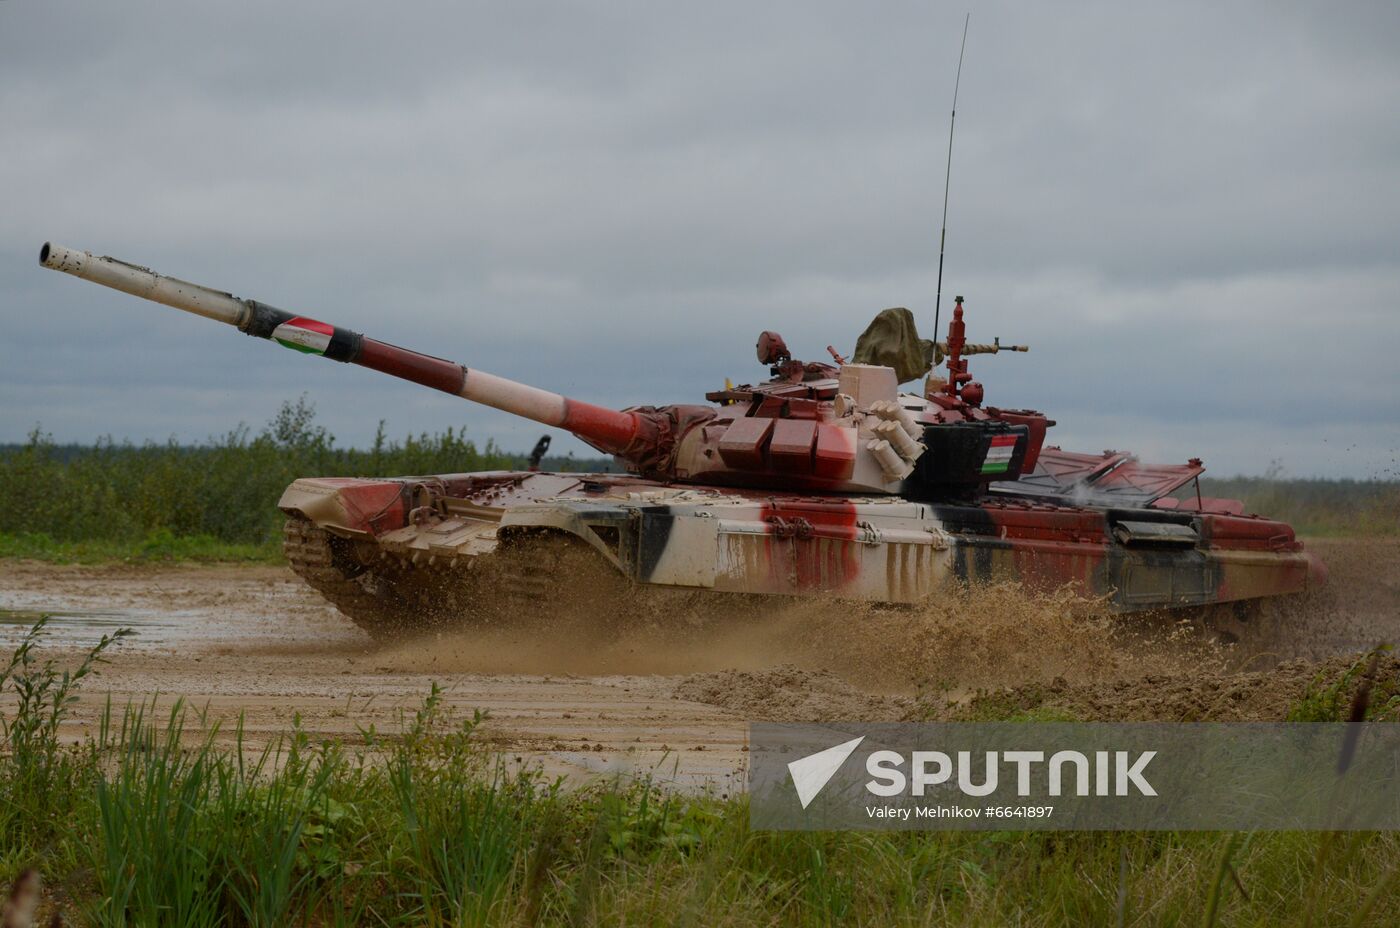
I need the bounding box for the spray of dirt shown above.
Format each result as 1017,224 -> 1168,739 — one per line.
1270,537 -> 1400,659
299,534 -> 1396,693
85,533 -> 1383,733
367,574 -> 1235,719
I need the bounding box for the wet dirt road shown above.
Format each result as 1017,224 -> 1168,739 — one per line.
1,537 -> 1395,791
0,561 -> 749,793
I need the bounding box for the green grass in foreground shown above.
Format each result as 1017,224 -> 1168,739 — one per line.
2,619 -> 1397,926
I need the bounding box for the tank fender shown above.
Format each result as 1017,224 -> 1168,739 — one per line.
497,503 -> 723,589
497,504 -> 633,572
278,477 -> 409,538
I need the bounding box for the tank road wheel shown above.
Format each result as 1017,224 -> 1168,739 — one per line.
481,531 -> 634,634
282,519 -> 412,639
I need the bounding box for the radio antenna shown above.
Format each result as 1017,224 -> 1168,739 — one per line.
933,13 -> 970,346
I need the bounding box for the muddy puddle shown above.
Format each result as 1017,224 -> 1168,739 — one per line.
1,606 -> 185,649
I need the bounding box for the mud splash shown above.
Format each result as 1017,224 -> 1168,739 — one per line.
1269,537 -> 1400,659
657,537 -> 1398,721
371,578 -> 1228,700
184,537 -> 1393,703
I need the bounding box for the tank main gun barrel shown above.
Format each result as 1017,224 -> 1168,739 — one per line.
38,243 -> 648,456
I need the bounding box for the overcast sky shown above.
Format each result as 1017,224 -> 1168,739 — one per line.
3,1 -> 1397,478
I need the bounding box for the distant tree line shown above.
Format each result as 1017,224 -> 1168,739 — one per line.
0,399 -> 1392,556
0,397 -> 614,551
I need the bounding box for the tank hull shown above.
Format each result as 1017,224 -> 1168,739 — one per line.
279,470 -> 1323,632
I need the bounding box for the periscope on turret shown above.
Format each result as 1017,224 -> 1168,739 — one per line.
39,242 -> 1325,641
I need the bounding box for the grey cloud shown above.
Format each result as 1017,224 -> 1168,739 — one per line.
2,1 -> 1397,478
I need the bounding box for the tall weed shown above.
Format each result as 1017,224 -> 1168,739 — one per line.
0,617 -> 129,854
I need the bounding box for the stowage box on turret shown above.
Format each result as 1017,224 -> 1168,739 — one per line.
40,243 -> 1325,642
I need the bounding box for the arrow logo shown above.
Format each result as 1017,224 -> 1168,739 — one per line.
788,736 -> 866,809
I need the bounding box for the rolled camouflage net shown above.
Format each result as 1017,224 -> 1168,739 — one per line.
851,307 -> 938,384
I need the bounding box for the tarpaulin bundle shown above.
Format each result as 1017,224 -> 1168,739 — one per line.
851,307 -> 940,384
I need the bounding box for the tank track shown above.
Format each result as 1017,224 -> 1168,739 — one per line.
492,534 -> 610,604
486,532 -> 740,632
283,518 -> 407,638
281,520 -> 612,637
284,519 -> 726,639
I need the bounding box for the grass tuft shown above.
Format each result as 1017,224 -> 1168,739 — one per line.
1287,646 -> 1400,723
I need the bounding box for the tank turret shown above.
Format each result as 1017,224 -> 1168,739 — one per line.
41,242 -> 1050,497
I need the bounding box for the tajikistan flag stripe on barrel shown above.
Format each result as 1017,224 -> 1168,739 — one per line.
271,317 -> 334,355
981,434 -> 1019,474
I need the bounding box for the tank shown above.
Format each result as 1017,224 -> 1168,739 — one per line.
39,242 -> 1326,641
